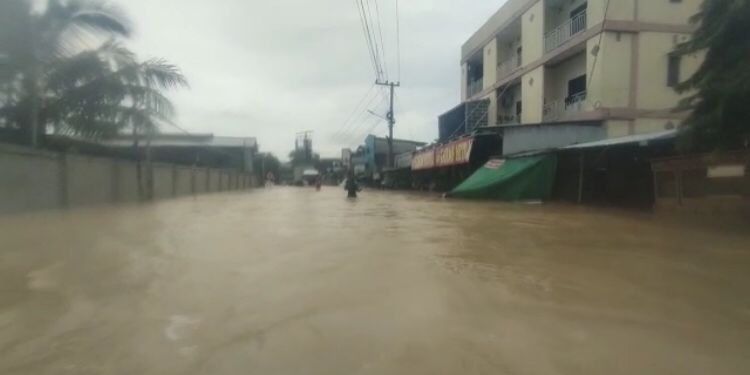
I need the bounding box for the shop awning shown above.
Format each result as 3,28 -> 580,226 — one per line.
448,155 -> 558,200
562,130 -> 676,150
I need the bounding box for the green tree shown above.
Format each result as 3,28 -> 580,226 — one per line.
0,0 -> 132,145
254,153 -> 282,179
675,0 -> 750,151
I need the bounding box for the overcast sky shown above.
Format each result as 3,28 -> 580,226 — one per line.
123,0 -> 505,159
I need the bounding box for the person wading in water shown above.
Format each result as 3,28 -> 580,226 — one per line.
345,171 -> 360,198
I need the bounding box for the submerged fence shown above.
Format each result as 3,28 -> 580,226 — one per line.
0,142 -> 256,214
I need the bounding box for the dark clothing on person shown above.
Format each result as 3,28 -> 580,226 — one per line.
345,178 -> 359,198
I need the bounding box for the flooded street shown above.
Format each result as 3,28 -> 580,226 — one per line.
1,187 -> 749,375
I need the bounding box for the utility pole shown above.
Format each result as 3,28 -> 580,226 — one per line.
375,80 -> 400,167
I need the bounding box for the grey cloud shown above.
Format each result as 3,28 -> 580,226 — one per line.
122,0 -> 506,159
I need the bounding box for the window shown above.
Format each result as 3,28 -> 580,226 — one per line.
570,4 -> 587,34
667,55 -> 681,87
566,75 -> 587,109
516,46 -> 523,67
567,75 -> 586,98
515,101 -> 523,118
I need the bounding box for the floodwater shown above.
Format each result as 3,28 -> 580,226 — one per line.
1,187 -> 749,375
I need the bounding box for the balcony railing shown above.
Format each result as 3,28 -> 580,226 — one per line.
498,114 -> 520,125
543,91 -> 587,120
544,12 -> 587,53
467,78 -> 483,98
497,54 -> 522,81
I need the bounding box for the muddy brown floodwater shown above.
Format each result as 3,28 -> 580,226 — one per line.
1,187 -> 749,374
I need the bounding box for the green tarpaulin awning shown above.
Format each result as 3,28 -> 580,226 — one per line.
448,154 -> 557,200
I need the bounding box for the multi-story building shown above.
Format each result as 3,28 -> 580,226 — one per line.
454,0 -> 703,150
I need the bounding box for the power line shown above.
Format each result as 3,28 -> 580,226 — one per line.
359,0 -> 384,81
355,0 -> 381,80
333,83 -> 376,138
338,88 -> 387,141
362,117 -> 385,139
363,0 -> 384,80
396,0 -> 401,81
373,0 -> 389,80
353,112 -> 386,144
343,90 -> 389,143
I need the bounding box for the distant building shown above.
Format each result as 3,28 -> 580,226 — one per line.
361,135 -> 426,181
341,148 -> 352,169
101,133 -> 258,172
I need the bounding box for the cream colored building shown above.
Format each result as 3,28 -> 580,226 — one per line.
459,0 -> 703,139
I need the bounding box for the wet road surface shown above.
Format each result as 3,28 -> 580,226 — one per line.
1,187 -> 749,374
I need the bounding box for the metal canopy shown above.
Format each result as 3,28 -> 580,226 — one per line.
562,130 -> 677,150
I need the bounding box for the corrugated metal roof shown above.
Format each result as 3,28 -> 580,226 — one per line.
102,134 -> 257,148
562,130 -> 677,150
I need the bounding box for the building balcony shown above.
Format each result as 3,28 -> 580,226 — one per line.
543,91 -> 587,121
497,53 -> 522,81
544,11 -> 587,53
467,78 -> 483,98
498,114 -> 520,125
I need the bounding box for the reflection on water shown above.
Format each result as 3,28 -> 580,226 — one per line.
1,187 -> 749,374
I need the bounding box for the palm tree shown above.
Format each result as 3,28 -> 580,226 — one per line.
42,40 -> 188,198
1,0 -> 132,146
44,41 -> 188,139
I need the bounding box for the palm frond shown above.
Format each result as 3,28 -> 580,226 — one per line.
64,0 -> 132,38
40,0 -> 132,59
139,59 -> 189,90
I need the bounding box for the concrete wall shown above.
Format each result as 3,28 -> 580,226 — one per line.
545,51 -> 587,104
483,37 -> 498,89
194,169 -> 209,194
152,165 -> 174,200
66,154 -> 115,207
589,0 -> 636,24
589,32 -> 633,109
0,147 -> 61,213
522,1 -> 545,64
462,0 -> 537,61
460,64 -> 468,101
503,124 -> 605,156
210,170 -> 221,192
637,0 -> 701,24
114,161 -> 140,203
522,66 -> 545,124
0,143 -> 255,214
175,167 -> 193,197
636,31 -> 700,110
633,118 -> 678,135
605,120 -> 634,138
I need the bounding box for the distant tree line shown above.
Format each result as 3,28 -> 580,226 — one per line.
0,0 -> 188,147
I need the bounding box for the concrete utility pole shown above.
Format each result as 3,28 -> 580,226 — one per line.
375,80 -> 400,167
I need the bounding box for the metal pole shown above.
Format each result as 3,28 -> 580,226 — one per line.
388,83 -> 395,167
578,152 -> 585,204
376,80 -> 400,168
